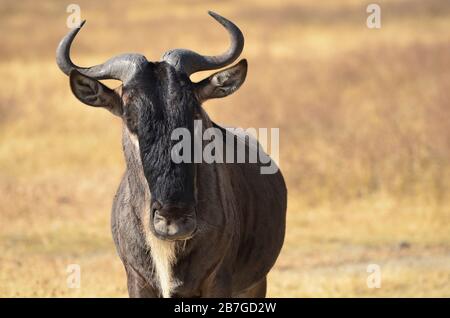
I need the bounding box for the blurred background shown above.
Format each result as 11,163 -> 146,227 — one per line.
0,0 -> 449,297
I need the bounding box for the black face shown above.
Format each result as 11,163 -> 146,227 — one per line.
123,62 -> 198,240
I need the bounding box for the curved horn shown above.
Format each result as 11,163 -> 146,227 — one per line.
162,11 -> 244,76
56,20 -> 147,83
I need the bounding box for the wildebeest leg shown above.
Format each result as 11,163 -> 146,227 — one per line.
125,265 -> 159,298
201,269 -> 233,297
233,276 -> 267,298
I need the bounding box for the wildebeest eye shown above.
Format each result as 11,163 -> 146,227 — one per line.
124,104 -> 139,134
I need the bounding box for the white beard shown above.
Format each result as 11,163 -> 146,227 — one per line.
124,125 -> 179,298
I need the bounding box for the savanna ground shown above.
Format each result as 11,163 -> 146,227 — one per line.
0,0 -> 449,297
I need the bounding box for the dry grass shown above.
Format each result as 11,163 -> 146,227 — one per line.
0,0 -> 449,297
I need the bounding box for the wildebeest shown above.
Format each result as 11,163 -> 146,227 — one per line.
56,11 -> 287,298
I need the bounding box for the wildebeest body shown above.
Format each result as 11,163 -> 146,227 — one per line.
112,117 -> 286,297
56,11 -> 287,298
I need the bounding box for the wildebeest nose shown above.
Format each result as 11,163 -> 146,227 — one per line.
151,204 -> 197,241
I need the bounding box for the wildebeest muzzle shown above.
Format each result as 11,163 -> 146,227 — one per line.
150,201 -> 197,241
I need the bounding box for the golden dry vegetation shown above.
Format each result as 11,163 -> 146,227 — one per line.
0,0 -> 449,297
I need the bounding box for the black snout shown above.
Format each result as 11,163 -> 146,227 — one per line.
151,201 -> 197,241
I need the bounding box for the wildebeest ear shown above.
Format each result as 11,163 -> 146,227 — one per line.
69,70 -> 123,116
195,59 -> 247,102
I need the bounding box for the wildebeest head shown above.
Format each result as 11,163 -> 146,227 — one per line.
56,12 -> 247,241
